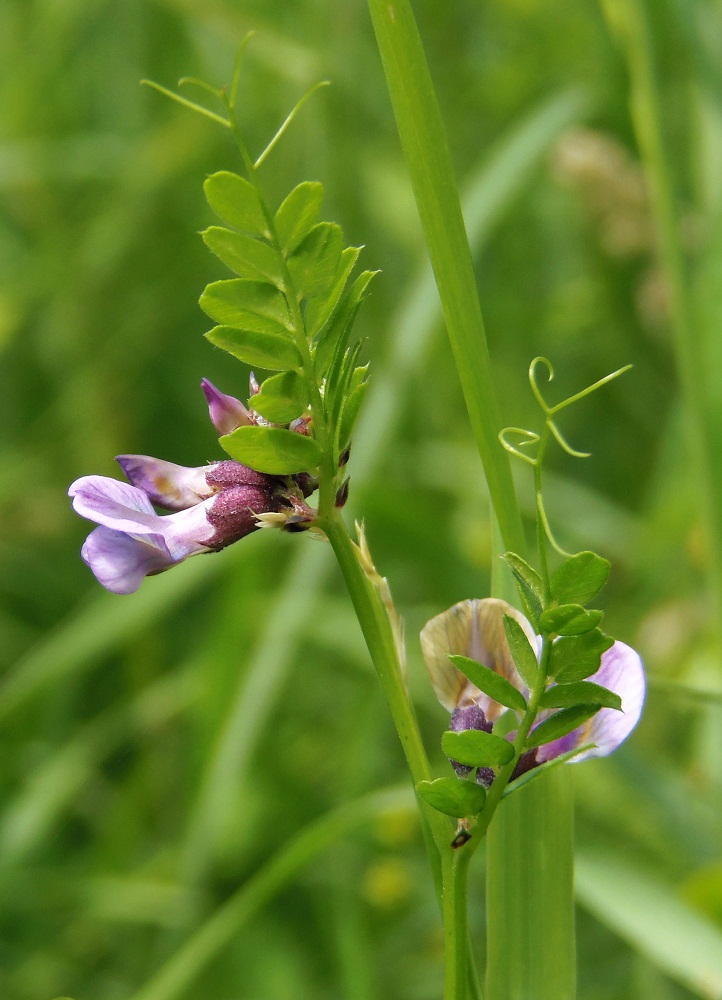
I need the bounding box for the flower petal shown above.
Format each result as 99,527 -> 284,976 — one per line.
78,499 -> 219,593
420,598 -> 536,718
536,640 -> 645,763
157,499 -> 217,557
81,526 -> 174,594
69,476 -> 161,534
116,455 -> 213,510
202,378 -> 252,435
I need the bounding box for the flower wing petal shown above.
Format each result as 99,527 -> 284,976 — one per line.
81,526 -> 174,594
536,640 -> 645,763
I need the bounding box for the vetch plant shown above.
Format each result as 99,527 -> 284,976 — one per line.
67,30 -> 646,1000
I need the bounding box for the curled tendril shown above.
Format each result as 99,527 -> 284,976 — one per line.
529,356 -> 555,414
529,357 -> 633,420
499,427 -> 540,466
548,419 -> 591,459
178,77 -> 225,100
536,493 -> 574,558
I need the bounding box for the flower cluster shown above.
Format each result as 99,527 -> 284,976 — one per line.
421,598 -> 644,780
69,380 -> 315,594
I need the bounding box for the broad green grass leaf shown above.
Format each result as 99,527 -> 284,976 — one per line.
441,729 -> 515,767
220,426 -> 322,474
275,181 -> 324,255
205,326 -> 302,371
200,279 -> 293,334
550,551 -> 611,606
416,777 -> 486,817
525,705 -> 598,749
539,604 -> 603,637
539,681 -> 621,712
204,171 -> 268,237
448,654 -> 527,713
502,614 -> 539,687
202,227 -> 282,285
251,371 -> 309,423
550,629 -> 615,682
287,222 -> 344,299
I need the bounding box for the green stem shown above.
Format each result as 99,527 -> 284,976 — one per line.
320,515 -> 449,838
533,425 -> 552,600
322,514 -> 485,995
442,845 -> 475,1000
474,638 -> 552,840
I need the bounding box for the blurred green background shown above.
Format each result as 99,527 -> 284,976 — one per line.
2,1 -> 722,998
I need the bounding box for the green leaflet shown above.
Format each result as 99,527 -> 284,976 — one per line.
550,629 -> 614,682
538,681 -> 621,712
204,171 -> 268,237
205,327 -> 302,372
502,614 -> 539,688
525,705 -> 599,750
329,343 -> 364,453
305,246 -> 362,337
202,227 -> 282,286
251,372 -> 309,424
275,181 -> 324,255
550,551 -> 611,607
539,604 -> 603,637
337,380 -> 368,452
313,269 -> 377,377
416,776 -> 486,818
441,729 -> 515,767
502,551 -> 544,627
220,426 -> 322,475
448,654 -> 527,713
287,222 -> 344,300
200,280 -> 293,335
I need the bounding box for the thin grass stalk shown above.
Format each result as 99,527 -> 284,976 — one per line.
366,0 -> 525,558
365,2 -> 576,996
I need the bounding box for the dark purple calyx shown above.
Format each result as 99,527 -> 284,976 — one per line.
450,704 -> 492,734
206,484 -> 285,549
294,472 -> 318,498
509,748 -> 538,781
448,705 -> 492,780
205,460 -> 282,490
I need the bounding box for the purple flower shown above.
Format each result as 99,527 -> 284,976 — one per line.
201,378 -> 252,435
420,598 -> 644,777
69,462 -> 287,594
68,379 -> 308,595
